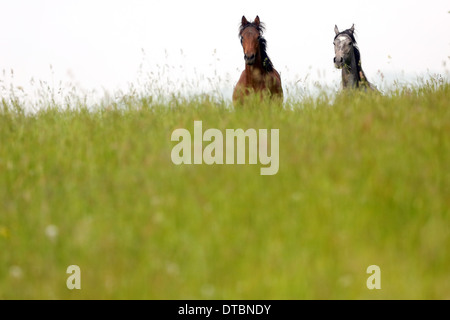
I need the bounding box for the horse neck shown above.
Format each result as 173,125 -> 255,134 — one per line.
342,53 -> 360,89
244,50 -> 265,79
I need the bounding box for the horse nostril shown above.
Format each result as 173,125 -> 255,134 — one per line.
245,54 -> 255,61
334,57 -> 336,63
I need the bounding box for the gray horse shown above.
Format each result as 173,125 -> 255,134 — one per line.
333,24 -> 377,91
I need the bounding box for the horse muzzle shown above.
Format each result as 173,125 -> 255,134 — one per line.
334,56 -> 344,69
244,53 -> 256,65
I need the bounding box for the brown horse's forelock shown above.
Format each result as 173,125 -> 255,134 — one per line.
238,22 -> 265,36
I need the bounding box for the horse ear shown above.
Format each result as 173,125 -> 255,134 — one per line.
241,16 -> 249,26
334,25 -> 339,35
349,24 -> 355,34
254,16 -> 260,27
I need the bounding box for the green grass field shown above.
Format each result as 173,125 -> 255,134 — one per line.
0,80 -> 449,299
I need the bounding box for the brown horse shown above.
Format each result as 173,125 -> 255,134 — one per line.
233,16 -> 283,105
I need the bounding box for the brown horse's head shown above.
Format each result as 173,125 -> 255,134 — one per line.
239,16 -> 263,66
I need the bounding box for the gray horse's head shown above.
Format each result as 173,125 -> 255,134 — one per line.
333,24 -> 356,69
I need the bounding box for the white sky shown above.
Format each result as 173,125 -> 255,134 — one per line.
0,0 -> 449,100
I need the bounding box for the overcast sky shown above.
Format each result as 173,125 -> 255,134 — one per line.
0,0 -> 449,100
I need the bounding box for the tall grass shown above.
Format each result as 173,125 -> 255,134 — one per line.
0,75 -> 449,299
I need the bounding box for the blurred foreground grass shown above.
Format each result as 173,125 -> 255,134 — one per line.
0,82 -> 449,299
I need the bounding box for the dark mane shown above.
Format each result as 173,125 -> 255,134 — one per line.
239,22 -> 274,72
259,37 -> 274,72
